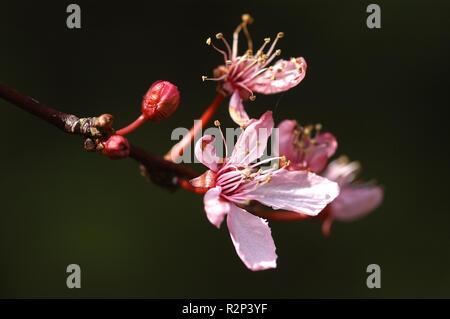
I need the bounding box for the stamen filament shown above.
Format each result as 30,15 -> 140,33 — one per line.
217,33 -> 233,61
207,37 -> 228,63
214,120 -> 228,158
235,82 -> 255,100
266,32 -> 284,57
202,74 -> 228,82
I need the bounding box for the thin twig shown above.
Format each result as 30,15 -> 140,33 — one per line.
0,82 -> 199,186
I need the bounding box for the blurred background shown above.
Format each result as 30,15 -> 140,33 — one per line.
0,0 -> 449,298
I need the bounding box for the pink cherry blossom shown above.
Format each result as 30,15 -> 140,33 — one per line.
190,111 -> 339,271
277,120 -> 337,173
321,156 -> 384,236
202,15 -> 307,126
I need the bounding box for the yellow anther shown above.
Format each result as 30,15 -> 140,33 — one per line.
277,32 -> 284,38
303,127 -> 311,136
214,120 -> 221,127
275,49 -> 281,56
202,76 -> 207,81
264,38 -> 271,43
315,123 -> 322,131
338,155 -> 349,164
226,60 -> 232,65
216,33 -> 223,39
242,14 -> 254,24
249,95 -> 256,101
206,37 -> 212,45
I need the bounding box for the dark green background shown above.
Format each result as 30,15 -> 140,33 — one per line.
0,0 -> 449,298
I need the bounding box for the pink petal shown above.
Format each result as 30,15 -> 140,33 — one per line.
303,149 -> 329,173
227,203 -> 277,271
304,133 -> 338,173
329,184 -> 383,221
194,135 -> 222,172
276,120 -> 303,165
249,57 -> 307,95
229,111 -> 274,165
246,169 -> 340,216
204,186 -> 230,228
229,90 -> 250,127
277,120 -> 337,173
322,157 -> 360,185
315,132 -> 338,158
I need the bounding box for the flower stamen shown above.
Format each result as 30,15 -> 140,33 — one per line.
206,37 -> 228,63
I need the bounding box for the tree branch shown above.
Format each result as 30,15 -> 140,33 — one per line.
0,82 -> 199,189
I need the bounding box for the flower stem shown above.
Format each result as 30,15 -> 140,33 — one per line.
164,93 -> 224,162
252,210 -> 314,221
115,114 -> 148,136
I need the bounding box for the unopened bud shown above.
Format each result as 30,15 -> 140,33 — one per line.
141,80 -> 180,122
103,135 -> 130,160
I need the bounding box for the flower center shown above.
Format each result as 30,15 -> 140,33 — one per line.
202,14 -> 285,100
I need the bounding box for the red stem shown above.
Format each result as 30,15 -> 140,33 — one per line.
115,114 -> 148,136
165,93 -> 224,162
252,210 -> 314,221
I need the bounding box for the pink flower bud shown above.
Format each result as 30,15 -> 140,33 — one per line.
141,80 -> 180,122
103,135 -> 130,159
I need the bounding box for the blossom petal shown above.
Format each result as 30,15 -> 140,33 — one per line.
322,157 -> 360,185
249,57 -> 307,94
276,120 -> 303,165
230,111 -> 274,165
227,203 -> 277,271
204,186 -> 230,228
304,133 -> 338,173
195,135 -> 222,171
329,184 -> 383,221
229,90 -> 250,127
246,169 -> 340,216
314,132 -> 338,158
277,120 -> 337,173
